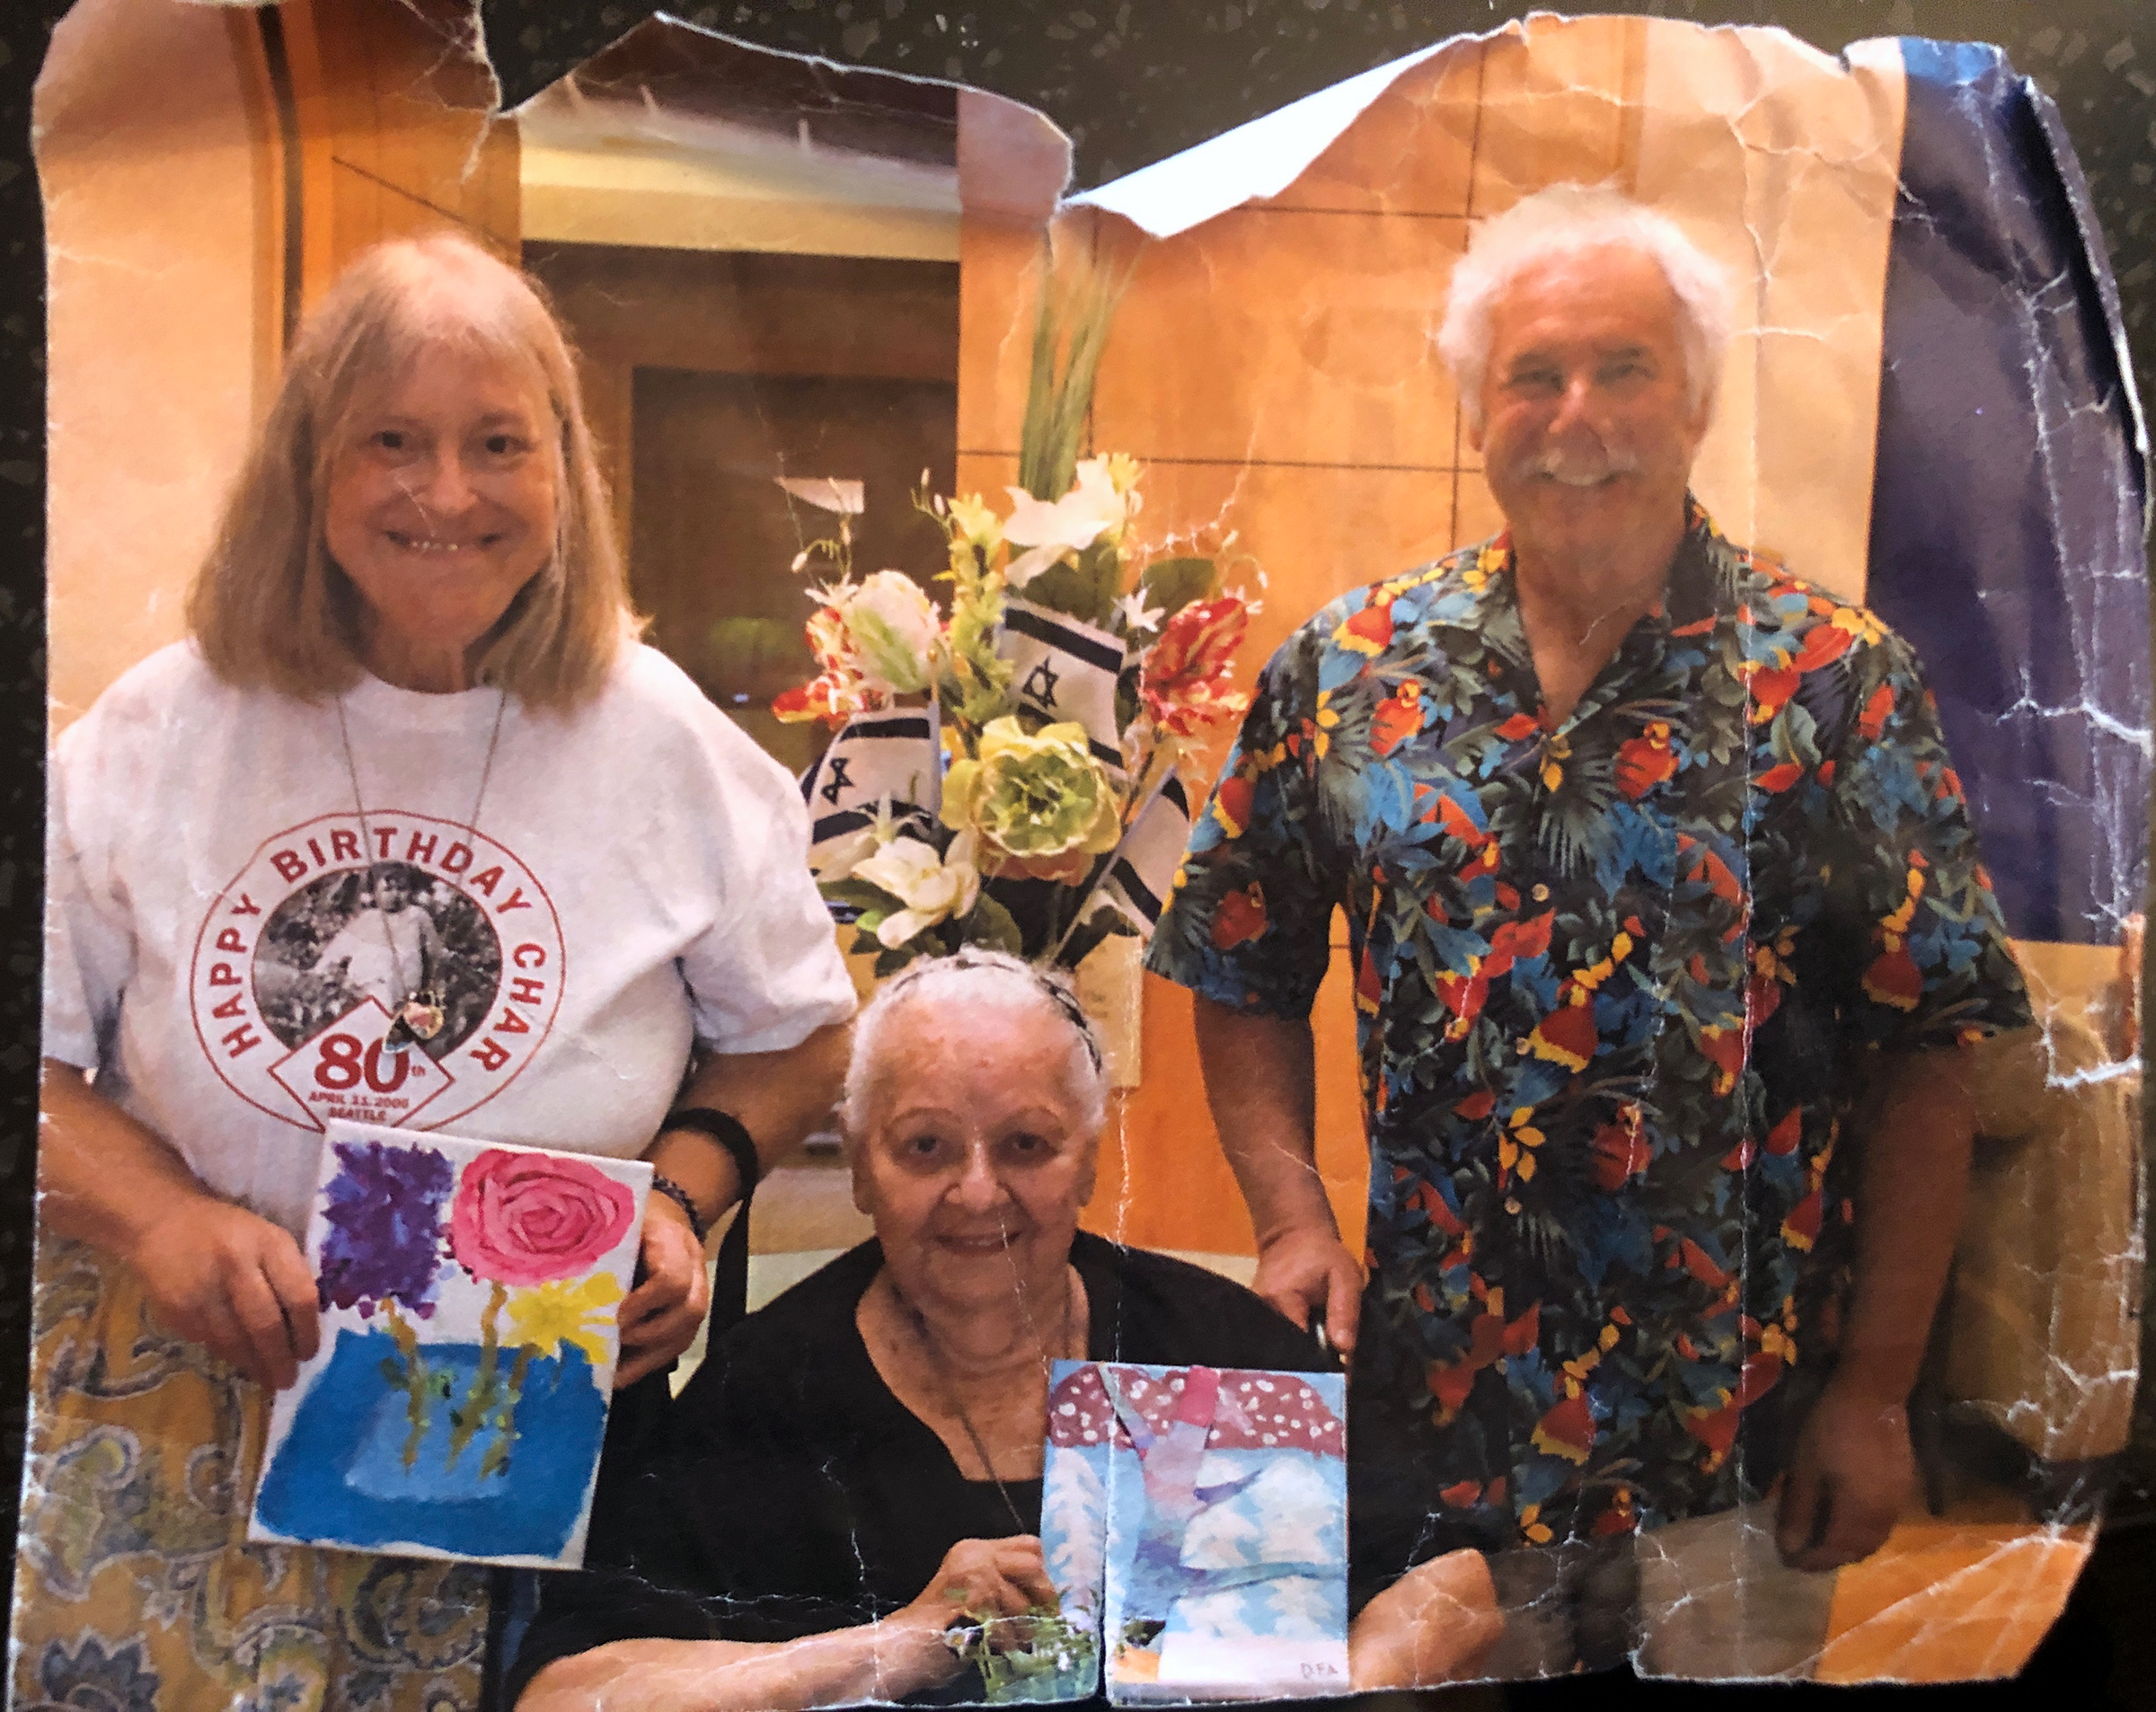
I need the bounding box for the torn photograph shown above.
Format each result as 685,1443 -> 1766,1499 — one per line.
16,2 -> 2148,1708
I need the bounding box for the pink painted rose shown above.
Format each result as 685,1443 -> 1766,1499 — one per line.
448,1150 -> 637,1286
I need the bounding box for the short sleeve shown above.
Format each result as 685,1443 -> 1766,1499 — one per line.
1144,623 -> 1339,1019
1821,633 -> 2033,1052
42,718 -> 135,1071
682,710 -> 857,1055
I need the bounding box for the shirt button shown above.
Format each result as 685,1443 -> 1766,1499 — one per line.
1531,884 -> 1551,903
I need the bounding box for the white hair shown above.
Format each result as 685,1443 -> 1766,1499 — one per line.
1437,183 -> 1735,435
841,949 -> 1109,1142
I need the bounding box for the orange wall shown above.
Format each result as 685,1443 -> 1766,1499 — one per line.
40,0 -> 519,731
39,0 -> 273,729
283,0 -> 519,307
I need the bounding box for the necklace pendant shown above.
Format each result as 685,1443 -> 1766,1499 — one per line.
396,994 -> 446,1043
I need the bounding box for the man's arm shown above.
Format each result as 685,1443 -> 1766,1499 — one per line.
616,1022 -> 853,1387
1775,1045 -> 1976,1570
1191,996 -> 1365,1355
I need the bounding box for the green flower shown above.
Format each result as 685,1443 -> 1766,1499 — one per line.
941,717 -> 1121,867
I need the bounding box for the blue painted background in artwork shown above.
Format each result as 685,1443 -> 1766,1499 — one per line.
255,1328 -> 608,1560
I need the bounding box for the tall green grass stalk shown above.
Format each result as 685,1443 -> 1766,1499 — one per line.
1017,243 -> 1129,502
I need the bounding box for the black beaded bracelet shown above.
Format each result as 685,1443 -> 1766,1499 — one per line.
661,1105 -> 762,1200
647,1171 -> 708,1244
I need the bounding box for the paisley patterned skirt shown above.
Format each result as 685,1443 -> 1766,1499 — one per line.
11,1235 -> 490,1711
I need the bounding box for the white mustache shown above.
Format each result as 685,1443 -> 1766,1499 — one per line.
1512,444 -> 1642,488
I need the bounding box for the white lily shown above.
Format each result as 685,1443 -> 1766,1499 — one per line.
811,794 -> 901,881
1003,455 -> 1128,558
853,831 -> 981,949
1005,541 -> 1074,589
775,476 -> 866,516
811,825 -> 879,881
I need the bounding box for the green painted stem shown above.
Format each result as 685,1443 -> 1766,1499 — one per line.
384,1302 -> 429,1472
479,1342 -> 535,1481
446,1283 -> 507,1471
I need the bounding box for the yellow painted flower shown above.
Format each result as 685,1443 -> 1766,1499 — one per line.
506,1273 -> 625,1367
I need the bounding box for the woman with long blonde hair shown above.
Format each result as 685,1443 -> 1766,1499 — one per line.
21,232 -> 854,1710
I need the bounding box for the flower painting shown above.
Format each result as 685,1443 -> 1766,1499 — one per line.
249,1120 -> 649,1568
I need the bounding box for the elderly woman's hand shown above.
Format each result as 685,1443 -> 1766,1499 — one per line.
614,1196 -> 711,1390
1347,1549 -> 1504,1689
872,1538 -> 1062,1699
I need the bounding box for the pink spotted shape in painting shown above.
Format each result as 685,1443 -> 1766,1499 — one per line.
448,1148 -> 637,1286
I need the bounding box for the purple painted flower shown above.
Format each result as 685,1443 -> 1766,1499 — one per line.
317,1140 -> 454,1319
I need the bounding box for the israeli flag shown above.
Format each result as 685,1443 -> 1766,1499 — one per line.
998,597 -> 1127,776
800,704 -> 941,864
1091,772 -> 1193,930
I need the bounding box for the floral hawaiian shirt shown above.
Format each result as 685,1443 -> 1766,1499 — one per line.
1146,503 -> 2030,1546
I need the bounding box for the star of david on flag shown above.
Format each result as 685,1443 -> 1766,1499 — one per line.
799,704 -> 941,866
999,597 -> 1127,777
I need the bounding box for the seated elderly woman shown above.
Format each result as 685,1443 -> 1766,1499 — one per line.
511,949 -> 1499,1709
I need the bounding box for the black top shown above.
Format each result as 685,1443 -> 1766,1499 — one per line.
508,1231 -> 1332,1706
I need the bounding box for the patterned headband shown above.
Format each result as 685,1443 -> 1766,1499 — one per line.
883,948 -> 1105,1078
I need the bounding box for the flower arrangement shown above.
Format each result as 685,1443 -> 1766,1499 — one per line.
773,260 -> 1260,975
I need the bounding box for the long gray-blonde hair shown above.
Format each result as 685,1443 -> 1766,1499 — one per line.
188,232 -> 635,707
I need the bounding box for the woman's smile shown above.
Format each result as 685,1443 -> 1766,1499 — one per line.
323,341 -> 560,692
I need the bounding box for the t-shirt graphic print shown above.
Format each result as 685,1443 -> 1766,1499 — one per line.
191,812 -> 565,1134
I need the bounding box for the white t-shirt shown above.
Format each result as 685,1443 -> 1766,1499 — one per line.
44,642 -> 857,1237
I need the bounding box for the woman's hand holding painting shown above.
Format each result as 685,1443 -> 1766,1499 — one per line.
614,1193 -> 710,1390
130,1198 -> 321,1391
40,1060 -> 321,1390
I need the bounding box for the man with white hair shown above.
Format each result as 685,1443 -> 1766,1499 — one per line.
1145,184 -> 2031,1676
